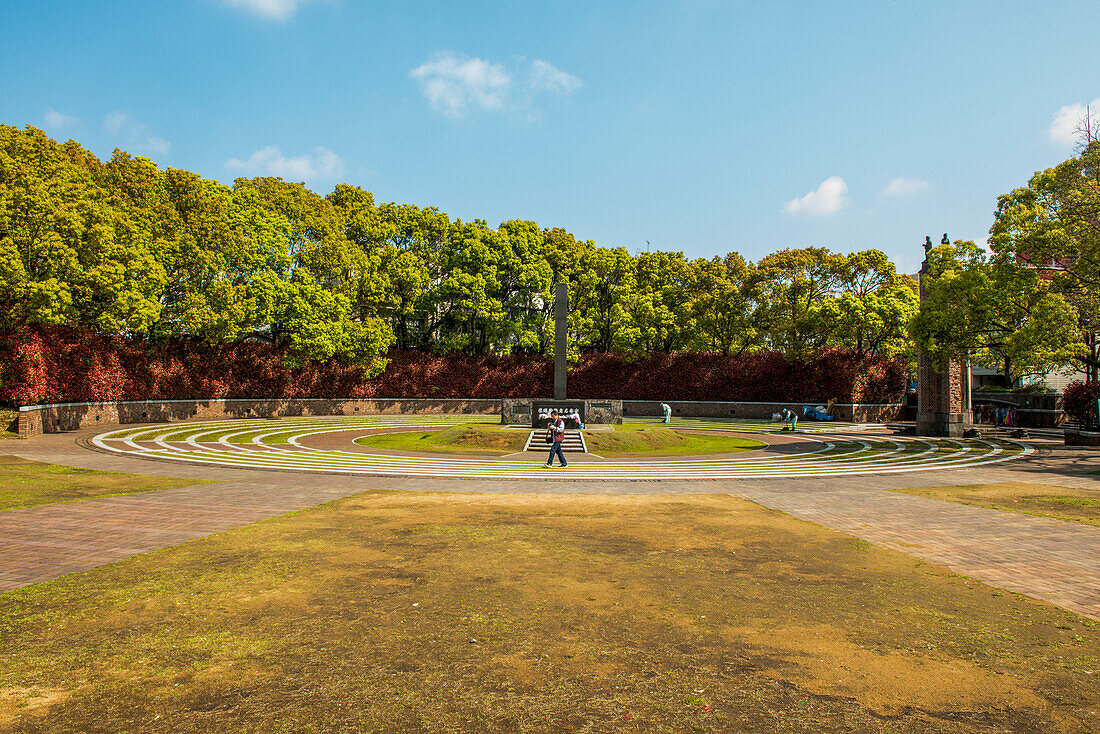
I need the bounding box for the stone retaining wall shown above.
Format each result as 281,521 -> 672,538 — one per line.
17,398 -> 500,437
1065,429 -> 1100,447
501,398 -> 623,426
17,396 -> 908,437
621,400 -> 905,423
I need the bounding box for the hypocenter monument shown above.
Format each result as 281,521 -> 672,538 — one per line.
501,280 -> 623,428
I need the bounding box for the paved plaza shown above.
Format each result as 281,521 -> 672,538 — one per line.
1,416 -> 1099,620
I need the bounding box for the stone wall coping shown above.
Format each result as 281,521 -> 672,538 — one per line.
619,399 -> 904,407
20,397 -> 907,411
19,397 -> 497,412
974,390 -> 1063,397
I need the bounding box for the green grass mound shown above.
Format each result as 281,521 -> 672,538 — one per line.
585,424 -> 765,456
356,423 -> 766,457
356,424 -> 528,455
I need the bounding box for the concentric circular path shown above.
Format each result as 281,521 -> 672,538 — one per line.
89,415 -> 1031,479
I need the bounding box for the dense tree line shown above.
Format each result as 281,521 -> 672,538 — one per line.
0,125 -> 920,377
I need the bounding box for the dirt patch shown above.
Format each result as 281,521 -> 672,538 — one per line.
0,687 -> 71,728
887,482 -> 1100,526
1,492 -> 1097,732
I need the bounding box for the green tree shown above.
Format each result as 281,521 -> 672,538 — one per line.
989,142 -> 1100,381
753,247 -> 847,354
624,250 -> 694,353
0,126 -> 164,333
815,250 -> 919,360
571,245 -> 638,353
685,253 -> 760,355
910,240 -> 1084,387
234,177 -> 393,372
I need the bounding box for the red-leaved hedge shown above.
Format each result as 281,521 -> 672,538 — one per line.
0,325 -> 906,407
1063,380 -> 1100,425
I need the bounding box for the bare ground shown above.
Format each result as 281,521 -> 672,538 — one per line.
1,491 -> 1098,733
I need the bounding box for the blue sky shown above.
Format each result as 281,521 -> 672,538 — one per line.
2,0 -> 1097,273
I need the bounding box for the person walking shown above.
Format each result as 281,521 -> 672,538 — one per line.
544,410 -> 568,468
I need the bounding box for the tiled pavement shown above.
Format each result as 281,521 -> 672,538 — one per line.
731,481 -> 1100,618
1,430 -> 1099,620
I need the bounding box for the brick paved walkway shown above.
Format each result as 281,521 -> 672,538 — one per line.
730,481 -> 1100,618
1,431 -> 1098,620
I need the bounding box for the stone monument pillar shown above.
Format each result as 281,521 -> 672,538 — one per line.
915,236 -> 972,437
554,282 -> 567,400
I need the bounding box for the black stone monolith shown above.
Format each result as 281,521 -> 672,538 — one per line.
554,282 -> 567,400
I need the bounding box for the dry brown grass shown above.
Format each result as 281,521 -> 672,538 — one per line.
1,491 -> 1098,733
887,482 -> 1100,526
0,456 -> 209,511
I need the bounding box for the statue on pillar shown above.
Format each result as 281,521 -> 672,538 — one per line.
915,234 -> 972,437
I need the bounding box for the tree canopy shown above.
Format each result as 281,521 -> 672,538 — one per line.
0,124 -> 925,376
988,141 -> 1100,381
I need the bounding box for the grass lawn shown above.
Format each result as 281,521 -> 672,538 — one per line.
2,491 -> 1098,732
887,482 -> 1100,527
584,423 -> 765,456
0,456 -> 209,512
356,423 -> 766,457
356,424 -> 528,454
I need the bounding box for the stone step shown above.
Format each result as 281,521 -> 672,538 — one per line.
524,430 -> 588,452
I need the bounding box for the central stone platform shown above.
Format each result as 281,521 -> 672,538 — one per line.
501,398 -> 623,428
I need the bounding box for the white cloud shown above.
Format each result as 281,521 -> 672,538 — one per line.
783,176 -> 849,216
225,145 -> 344,182
410,52 -> 581,119
1049,98 -> 1100,146
102,111 -> 171,155
528,59 -> 582,95
410,52 -> 511,118
882,177 -> 929,197
43,109 -> 78,130
220,0 -> 317,20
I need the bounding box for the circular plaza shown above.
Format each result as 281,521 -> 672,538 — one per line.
87,414 -> 1031,480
